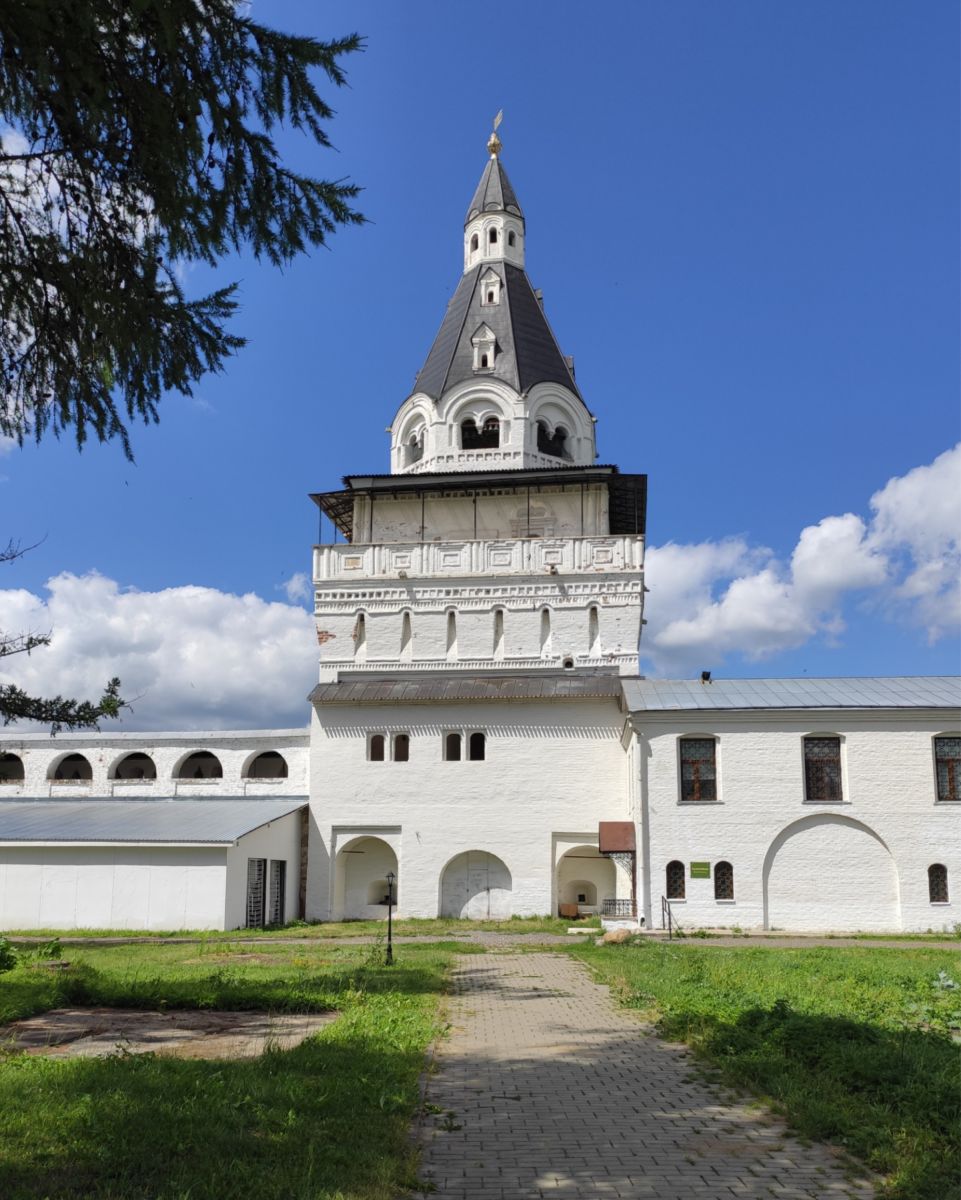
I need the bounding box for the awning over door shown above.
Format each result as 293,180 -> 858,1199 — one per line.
598,821 -> 635,853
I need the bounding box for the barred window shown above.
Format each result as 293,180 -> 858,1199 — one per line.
680,738 -> 717,802
804,737 -> 842,803
928,864 -> 949,903
666,860 -> 685,900
714,861 -> 734,900
934,737 -> 961,802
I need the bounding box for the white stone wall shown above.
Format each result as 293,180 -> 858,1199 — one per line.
0,730 -> 309,798
637,712 -> 961,934
306,697 -> 629,920
0,845 -> 228,931
224,810 -> 304,930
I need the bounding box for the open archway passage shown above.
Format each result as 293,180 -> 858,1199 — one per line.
440,851 -> 512,920
765,815 -> 899,932
556,846 -> 615,915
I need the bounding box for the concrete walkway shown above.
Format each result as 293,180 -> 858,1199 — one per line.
412,953 -> 875,1200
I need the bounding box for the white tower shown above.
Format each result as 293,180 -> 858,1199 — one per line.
310,132 -> 645,682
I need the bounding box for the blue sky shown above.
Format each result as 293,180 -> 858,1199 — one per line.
1,1 -> 958,729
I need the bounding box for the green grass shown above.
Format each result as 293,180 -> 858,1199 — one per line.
570,940 -> 961,1200
0,939 -> 474,1199
7,914 -> 595,941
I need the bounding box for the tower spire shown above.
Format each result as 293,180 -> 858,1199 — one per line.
487,109 -> 503,158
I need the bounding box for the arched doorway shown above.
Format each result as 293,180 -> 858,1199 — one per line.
556,845 -> 615,915
440,851 -> 512,919
763,814 -> 900,932
334,836 -> 398,920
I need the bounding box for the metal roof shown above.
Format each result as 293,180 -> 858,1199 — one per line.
309,674 -> 624,706
622,677 -> 961,712
465,156 -> 523,223
413,263 -> 582,402
0,799 -> 307,844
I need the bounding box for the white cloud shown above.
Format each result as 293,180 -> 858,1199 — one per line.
0,434 -> 16,457
278,571 -> 311,605
0,573 -> 316,731
643,443 -> 960,673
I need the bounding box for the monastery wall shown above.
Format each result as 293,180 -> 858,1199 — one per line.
639,712 -> 960,933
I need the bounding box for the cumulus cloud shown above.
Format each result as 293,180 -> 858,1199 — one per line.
278,571 -> 311,605
0,573 -> 316,731
643,443 -> 960,673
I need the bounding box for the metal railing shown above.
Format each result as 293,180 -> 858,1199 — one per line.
661,895 -> 679,940
602,898 -> 635,919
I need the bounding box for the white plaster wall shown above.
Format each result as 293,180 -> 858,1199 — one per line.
0,846 -> 227,931
0,730 -> 309,798
224,810 -> 304,930
639,712 -> 961,933
307,697 -> 629,920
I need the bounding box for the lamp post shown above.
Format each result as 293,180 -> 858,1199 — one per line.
385,870 -> 395,966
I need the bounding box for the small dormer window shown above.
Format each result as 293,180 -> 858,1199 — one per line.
471,322 -> 496,372
480,270 -> 501,306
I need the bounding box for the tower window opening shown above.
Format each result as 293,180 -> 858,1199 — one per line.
406,432 -> 424,465
446,610 -> 458,660
508,231 -> 516,247
493,608 -> 505,660
480,353 -> 489,369
537,420 -> 570,459
470,233 -> 478,252
489,227 -> 498,244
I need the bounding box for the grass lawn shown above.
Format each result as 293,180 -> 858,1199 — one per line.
0,938 -> 475,1200
7,914 -> 596,941
570,940 -> 961,1200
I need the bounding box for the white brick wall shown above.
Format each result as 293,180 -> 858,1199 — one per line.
637,712 -> 960,933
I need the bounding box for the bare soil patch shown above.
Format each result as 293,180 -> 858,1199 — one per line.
1,1007 -> 337,1059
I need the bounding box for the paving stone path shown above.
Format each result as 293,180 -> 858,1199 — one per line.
412,953 -> 875,1200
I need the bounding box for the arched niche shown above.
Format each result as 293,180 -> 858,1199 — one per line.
243,751 -> 288,780
0,753 -> 24,783
439,850 -> 512,920
334,836 -> 398,920
556,845 -> 615,914
50,753 -> 92,781
110,752 -> 157,780
175,750 -> 223,780
763,814 -> 899,932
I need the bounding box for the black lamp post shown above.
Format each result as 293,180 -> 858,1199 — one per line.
385,870 -> 395,966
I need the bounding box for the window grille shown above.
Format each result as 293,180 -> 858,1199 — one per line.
269,860 -> 287,925
934,737 -> 961,801
928,863 -> 949,903
666,860 -> 685,900
804,737 -> 842,802
246,858 -> 266,927
680,738 -> 717,802
714,861 -> 734,900
469,732 -> 486,761
445,733 -> 462,761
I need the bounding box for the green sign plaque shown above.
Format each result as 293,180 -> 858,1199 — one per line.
690,861 -> 711,879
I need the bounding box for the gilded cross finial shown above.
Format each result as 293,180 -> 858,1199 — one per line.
488,109 -> 503,157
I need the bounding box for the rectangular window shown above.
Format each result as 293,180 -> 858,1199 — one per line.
246,858 -> 266,928
680,738 -> 716,802
269,860 -> 287,925
935,736 -> 961,801
804,737 -> 842,803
